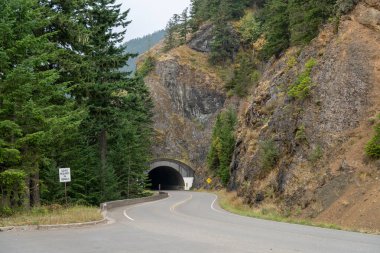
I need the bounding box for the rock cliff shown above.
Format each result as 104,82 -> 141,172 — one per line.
142,0 -> 380,231
230,0 -> 380,231
142,44 -> 227,182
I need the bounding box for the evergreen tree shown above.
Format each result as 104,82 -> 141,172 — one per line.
76,0 -> 153,203
164,15 -> 180,51
209,0 -> 239,64
260,0 -> 290,59
207,109 -> 237,186
179,8 -> 189,44
288,0 -> 335,45
0,0 -> 74,207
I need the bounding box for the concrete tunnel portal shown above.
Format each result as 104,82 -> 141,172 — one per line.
148,159 -> 195,191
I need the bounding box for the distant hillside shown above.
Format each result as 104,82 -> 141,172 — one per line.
123,30 -> 166,73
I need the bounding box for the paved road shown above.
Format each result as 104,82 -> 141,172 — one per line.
0,191 -> 379,253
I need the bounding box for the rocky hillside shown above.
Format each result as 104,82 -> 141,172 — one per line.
141,43 -> 228,174
229,0 -> 380,231
141,0 -> 380,232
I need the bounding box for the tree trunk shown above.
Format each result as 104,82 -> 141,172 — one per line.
31,171 -> 40,207
99,129 -> 107,197
24,175 -> 30,209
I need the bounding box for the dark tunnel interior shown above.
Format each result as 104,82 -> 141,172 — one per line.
148,166 -> 185,190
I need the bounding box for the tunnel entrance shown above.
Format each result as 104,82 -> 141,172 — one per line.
148,166 -> 185,190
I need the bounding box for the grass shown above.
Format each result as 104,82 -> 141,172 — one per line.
0,205 -> 102,227
215,190 -> 343,230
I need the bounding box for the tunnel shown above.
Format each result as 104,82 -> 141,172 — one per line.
148,166 -> 185,190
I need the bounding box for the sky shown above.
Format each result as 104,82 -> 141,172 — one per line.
117,0 -> 191,41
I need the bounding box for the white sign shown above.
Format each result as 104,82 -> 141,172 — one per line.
59,168 -> 71,183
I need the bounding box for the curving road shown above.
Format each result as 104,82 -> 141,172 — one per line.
0,191 -> 379,253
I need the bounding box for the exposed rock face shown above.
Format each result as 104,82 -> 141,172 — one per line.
188,23 -> 214,52
229,2 -> 380,230
143,46 -> 226,178
144,0 -> 380,231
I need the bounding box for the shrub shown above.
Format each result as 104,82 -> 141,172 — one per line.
295,124 -> 307,143
365,118 -> 380,159
0,207 -> 13,217
335,0 -> 359,15
237,12 -> 262,45
308,145 -> 323,164
288,58 -> 317,100
258,139 -> 279,173
136,56 -> 155,77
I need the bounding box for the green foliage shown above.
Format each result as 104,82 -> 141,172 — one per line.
335,0 -> 359,15
0,206 -> 14,217
295,124 -> 307,143
288,58 -> 317,100
209,1 -> 240,64
0,170 -> 27,209
260,0 -> 290,59
163,9 -> 190,52
258,0 -> 335,59
189,0 -> 251,27
288,0 -> 335,45
237,12 -> 263,45
365,117 -> 380,159
226,52 -> 260,97
136,56 -> 156,78
258,139 -> 279,174
308,145 -> 323,164
0,0 -> 154,209
207,109 -> 237,186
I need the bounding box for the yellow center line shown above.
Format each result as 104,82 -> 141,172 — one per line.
170,194 -> 193,213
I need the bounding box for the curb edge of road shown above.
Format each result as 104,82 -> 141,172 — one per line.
0,192 -> 169,232
0,217 -> 109,232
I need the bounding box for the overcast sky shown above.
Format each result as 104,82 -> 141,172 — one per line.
117,0 -> 191,41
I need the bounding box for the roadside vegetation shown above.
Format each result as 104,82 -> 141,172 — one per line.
215,190 -> 362,232
0,205 -> 102,227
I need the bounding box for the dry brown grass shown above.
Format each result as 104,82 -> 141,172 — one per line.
0,205 -> 102,227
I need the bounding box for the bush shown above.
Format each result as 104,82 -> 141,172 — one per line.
288,58 -> 317,100
0,207 -> 13,217
295,124 -> 307,143
365,118 -> 380,159
308,145 -> 323,164
137,56 -> 155,77
335,0 -> 359,15
258,139 -> 279,174
237,12 -> 262,45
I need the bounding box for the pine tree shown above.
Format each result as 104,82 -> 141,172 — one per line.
260,0 -> 290,59
209,0 -> 239,64
179,8 -> 189,44
0,0 -> 74,207
288,0 -> 335,45
207,109 -> 237,186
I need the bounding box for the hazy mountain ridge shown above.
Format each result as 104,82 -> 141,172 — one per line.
123,30 -> 166,73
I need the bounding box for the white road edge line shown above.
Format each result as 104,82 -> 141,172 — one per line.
211,194 -> 227,214
123,193 -> 172,222
123,210 -> 135,221
170,194 -> 193,212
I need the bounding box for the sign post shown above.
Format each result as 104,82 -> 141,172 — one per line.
59,168 -> 71,205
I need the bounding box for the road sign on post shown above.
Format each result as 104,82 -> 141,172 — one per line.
59,168 -> 71,182
59,168 -> 71,205
206,178 -> 212,184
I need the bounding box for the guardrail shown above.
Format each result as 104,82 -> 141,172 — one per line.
100,192 -> 169,211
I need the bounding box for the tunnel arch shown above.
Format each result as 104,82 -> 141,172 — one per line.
148,159 -> 195,190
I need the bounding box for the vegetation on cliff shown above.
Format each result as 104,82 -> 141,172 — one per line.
207,109 -> 237,185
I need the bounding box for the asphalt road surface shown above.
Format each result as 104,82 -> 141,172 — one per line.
1,191 -> 379,253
